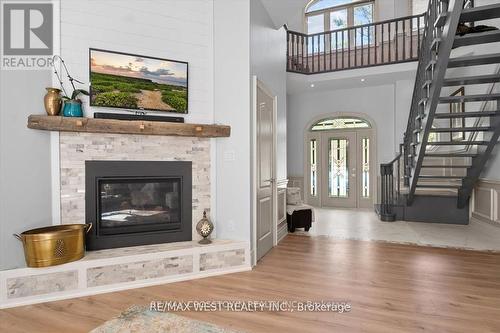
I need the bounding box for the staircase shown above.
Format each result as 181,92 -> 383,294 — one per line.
378,0 -> 500,224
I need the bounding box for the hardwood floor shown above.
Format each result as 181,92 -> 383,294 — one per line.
1,235 -> 500,333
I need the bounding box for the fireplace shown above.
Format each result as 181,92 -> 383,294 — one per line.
85,161 -> 192,250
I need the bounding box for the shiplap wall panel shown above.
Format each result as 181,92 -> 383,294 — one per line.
60,0 -> 214,123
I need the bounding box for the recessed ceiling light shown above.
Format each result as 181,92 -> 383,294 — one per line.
310,84 -> 315,88
361,78 -> 366,82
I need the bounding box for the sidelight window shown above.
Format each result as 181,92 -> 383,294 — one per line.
310,139 -> 318,196
362,137 -> 370,197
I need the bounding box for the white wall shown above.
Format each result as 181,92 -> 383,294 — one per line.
287,80 -> 414,177
213,0 -> 252,242
412,0 -> 428,15
250,0 -> 287,182
0,71 -> 53,270
377,0 -> 411,21
394,79 -> 416,148
60,0 -> 214,124
478,68 -> 500,180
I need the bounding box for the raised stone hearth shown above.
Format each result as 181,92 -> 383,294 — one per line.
0,240 -> 249,308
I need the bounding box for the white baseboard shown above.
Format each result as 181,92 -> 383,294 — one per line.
277,222 -> 288,243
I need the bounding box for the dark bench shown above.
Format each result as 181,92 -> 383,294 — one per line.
287,209 -> 312,233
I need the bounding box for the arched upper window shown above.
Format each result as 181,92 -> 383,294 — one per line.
305,0 -> 374,35
306,0 -> 355,13
310,117 -> 371,131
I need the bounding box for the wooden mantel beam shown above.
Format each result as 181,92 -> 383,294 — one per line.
27,115 -> 230,138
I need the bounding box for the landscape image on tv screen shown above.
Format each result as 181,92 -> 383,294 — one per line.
90,49 -> 188,113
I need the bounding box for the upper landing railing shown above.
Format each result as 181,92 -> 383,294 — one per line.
287,13 -> 426,74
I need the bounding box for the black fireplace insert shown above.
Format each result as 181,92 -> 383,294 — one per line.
85,161 -> 192,250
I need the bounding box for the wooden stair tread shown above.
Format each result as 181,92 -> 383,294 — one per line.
429,141 -> 489,146
429,126 -> 494,132
416,184 -> 461,189
418,175 -> 464,179
439,93 -> 500,103
424,153 -> 477,157
443,74 -> 500,86
453,30 -> 500,48
434,110 -> 500,118
448,53 -> 500,67
421,165 -> 470,168
460,4 -> 500,23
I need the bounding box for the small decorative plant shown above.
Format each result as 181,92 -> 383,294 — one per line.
52,55 -> 89,117
62,88 -> 89,102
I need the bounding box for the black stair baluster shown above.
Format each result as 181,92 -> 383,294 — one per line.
337,31 -> 340,69
311,35 -> 314,72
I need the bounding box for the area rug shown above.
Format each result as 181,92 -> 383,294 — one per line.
90,305 -> 241,333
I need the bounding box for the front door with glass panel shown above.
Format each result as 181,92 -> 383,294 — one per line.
321,131 -> 357,207
306,117 -> 373,208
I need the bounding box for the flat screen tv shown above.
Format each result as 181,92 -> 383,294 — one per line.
89,48 -> 188,113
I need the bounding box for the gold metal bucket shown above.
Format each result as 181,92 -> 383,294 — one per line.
14,224 -> 92,268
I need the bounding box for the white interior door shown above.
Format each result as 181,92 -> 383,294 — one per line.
256,81 -> 276,261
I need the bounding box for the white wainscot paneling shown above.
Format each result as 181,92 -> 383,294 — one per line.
472,179 -> 500,227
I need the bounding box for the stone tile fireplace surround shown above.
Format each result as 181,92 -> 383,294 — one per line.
60,132 -> 210,241
0,132 -> 250,308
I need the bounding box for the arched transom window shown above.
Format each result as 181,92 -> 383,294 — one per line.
305,0 -> 374,34
310,117 -> 371,131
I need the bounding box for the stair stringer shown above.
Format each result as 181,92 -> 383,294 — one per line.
408,0 -> 465,204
